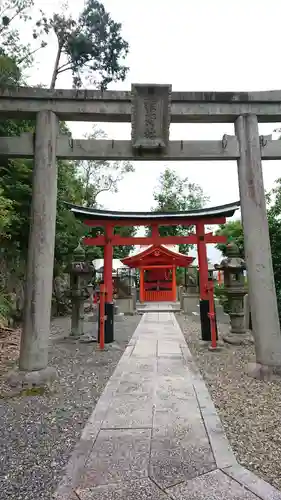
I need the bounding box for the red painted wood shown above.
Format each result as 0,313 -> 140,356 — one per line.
140,264 -> 173,269
83,216 -> 226,228
144,290 -> 174,302
103,224 -> 113,302
172,266 -> 177,301
83,233 -> 226,247
196,222 -> 209,300
139,268 -> 144,302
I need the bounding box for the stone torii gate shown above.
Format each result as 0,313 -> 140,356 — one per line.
1,84 -> 281,382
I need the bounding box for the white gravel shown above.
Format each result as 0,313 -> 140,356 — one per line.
177,313 -> 281,491
0,315 -> 141,500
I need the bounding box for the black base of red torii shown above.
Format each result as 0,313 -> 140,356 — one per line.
67,201 -> 240,341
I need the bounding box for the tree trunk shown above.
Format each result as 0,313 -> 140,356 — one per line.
50,44 -> 62,90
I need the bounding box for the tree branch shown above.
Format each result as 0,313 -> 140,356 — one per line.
17,44 -> 43,65
0,5 -> 27,34
56,64 -> 76,75
57,60 -> 73,72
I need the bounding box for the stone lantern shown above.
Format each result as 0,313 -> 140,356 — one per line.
85,247 -> 97,312
67,243 -> 94,337
215,242 -> 248,344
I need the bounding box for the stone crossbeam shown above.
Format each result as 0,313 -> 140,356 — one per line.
1,133 -> 281,160
2,87 -> 281,122
0,134 -> 239,160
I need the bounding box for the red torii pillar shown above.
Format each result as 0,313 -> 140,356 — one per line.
139,267 -> 144,303
196,221 -> 218,342
103,223 -> 114,343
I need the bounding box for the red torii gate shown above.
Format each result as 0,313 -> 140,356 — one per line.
68,201 -> 240,341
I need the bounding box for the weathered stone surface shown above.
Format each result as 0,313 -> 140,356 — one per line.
150,400 -> 215,488
6,86 -> 281,123
55,309 -> 281,499
19,110 -> 58,372
167,469 -> 260,499
150,430 -> 215,489
7,365 -> 57,388
155,374 -> 194,402
79,429 -> 151,488
223,464 -> 281,500
132,339 -> 157,357
157,358 -> 188,377
77,478 -> 168,500
116,375 -> 155,396
235,115 -> 281,367
131,84 -> 171,150
102,393 -> 153,429
157,341 -> 182,357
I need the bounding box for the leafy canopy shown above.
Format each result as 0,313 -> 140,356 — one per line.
148,167 -> 209,254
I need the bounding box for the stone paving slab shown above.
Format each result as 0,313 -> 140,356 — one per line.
77,478 -> 168,500
55,309 -> 281,500
168,469 -> 260,499
79,429 -> 151,489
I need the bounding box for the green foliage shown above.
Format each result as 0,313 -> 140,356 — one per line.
39,0 -> 129,89
0,0 -> 47,68
215,219 -> 244,257
0,188 -> 13,238
0,54 -> 21,85
0,291 -> 13,327
1,0 -> 129,88
0,28 -> 132,323
148,167 -> 209,253
113,226 -> 137,259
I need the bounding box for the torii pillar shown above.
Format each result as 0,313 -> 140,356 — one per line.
235,115 -> 281,377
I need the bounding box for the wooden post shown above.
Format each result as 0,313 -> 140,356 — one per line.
151,224 -> 159,238
139,268 -> 144,302
104,224 -> 113,302
196,222 -> 209,301
172,265 -> 177,301
19,111 -> 58,378
196,221 -> 212,341
99,283 -> 105,350
103,223 -> 114,343
235,115 -> 281,374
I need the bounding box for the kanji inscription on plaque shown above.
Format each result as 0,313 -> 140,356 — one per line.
131,84 -> 171,150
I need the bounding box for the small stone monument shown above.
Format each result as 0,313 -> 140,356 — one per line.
215,242 -> 250,345
67,243 -> 94,338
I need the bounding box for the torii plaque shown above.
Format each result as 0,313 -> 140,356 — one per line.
131,83 -> 171,150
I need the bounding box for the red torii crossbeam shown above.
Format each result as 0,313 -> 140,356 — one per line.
83,232 -> 226,247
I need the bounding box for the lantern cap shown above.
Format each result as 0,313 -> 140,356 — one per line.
73,242 -> 86,260
225,242 -> 240,257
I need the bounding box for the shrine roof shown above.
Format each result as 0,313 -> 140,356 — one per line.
67,201 -> 240,222
121,244 -> 195,267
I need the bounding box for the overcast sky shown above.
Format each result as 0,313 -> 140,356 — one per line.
25,0 -> 281,261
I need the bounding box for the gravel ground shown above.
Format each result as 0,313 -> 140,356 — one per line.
176,313 -> 281,491
0,314 -> 141,500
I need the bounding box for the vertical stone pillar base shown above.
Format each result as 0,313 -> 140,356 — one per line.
7,366 -> 57,389
222,332 -> 254,346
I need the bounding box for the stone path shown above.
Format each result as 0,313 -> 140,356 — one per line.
137,301 -> 181,313
55,312 -> 281,500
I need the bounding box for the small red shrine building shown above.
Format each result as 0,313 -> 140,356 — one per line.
122,244 -> 194,302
